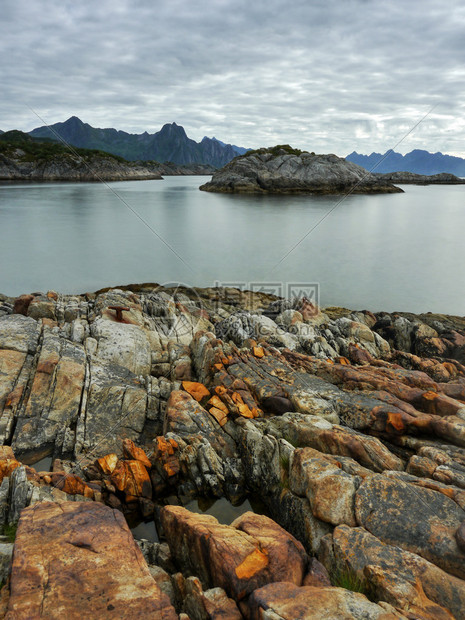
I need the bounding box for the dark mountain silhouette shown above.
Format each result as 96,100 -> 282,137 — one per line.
29,116 -> 245,167
346,149 -> 465,176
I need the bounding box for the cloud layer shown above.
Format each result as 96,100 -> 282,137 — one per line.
2,0 -> 464,155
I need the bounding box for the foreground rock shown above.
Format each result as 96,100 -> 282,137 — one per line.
5,501 -> 177,619
248,582 -> 403,619
0,283 -> 465,618
200,146 -> 403,194
161,507 -> 307,601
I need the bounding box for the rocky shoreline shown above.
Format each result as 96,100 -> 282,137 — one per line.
200,147 -> 403,194
0,284 -> 465,617
0,153 -> 215,182
374,171 -> 465,185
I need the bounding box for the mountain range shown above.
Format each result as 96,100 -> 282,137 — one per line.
5,115 -> 465,174
29,117 -> 245,168
346,149 -> 465,176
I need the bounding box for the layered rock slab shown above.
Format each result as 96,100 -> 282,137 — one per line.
161,506 -> 307,601
5,501 -> 177,619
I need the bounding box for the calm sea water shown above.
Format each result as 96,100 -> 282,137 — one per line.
0,177 -> 463,314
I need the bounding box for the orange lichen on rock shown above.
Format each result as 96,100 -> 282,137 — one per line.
163,458 -> 180,477
50,472 -> 94,499
207,395 -> 229,415
97,453 -> 119,475
209,406 -> 228,427
154,436 -> 178,456
182,381 -> 211,402
0,458 -> 21,483
253,346 -> 265,358
153,436 -> 180,478
235,548 -> 269,579
387,412 -> 405,432
110,460 -> 152,499
238,403 -> 260,419
122,439 -> 151,469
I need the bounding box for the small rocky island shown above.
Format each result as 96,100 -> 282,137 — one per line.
0,283 -> 465,617
374,171 -> 465,185
200,145 -> 403,194
0,131 -> 215,182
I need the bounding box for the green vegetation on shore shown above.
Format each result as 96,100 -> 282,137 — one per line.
237,144 -> 307,158
0,130 -> 127,163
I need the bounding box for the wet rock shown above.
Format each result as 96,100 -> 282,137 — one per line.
5,501 -> 177,618
161,506 -> 306,601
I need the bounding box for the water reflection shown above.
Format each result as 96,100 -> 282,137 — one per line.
0,178 -> 463,314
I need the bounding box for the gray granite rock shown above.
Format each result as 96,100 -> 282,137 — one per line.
200,148 -> 403,194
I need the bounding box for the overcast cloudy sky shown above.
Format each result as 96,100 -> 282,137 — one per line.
2,0 -> 464,156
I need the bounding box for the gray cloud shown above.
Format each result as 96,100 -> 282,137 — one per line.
1,0 -> 464,155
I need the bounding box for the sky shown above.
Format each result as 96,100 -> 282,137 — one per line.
1,0 -> 465,157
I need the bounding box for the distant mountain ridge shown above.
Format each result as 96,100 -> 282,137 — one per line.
346,149 -> 465,176
29,117 -> 247,167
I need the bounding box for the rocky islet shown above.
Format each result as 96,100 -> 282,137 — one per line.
200,146 -> 404,194
0,284 -> 464,617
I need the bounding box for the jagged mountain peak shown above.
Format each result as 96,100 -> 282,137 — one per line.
27,118 -> 246,167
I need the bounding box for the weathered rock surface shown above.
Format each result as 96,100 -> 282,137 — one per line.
161,506 -> 307,601
248,582 -> 403,619
5,501 -> 177,618
200,147 -> 403,194
0,151 -> 165,182
0,283 -> 465,618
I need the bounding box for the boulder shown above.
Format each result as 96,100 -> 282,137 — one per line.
290,448 -> 359,526
161,506 -> 306,601
248,582 -> 403,619
355,474 -> 465,578
5,501 -> 177,619
320,524 -> 465,619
